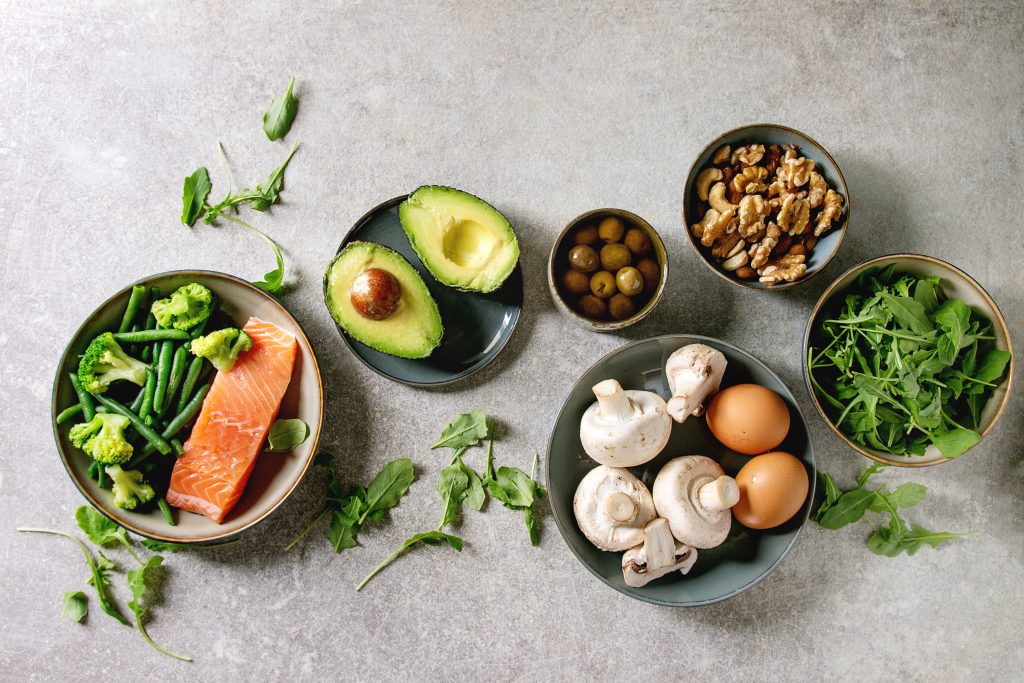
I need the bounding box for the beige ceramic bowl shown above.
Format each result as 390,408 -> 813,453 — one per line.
803,254 -> 1013,466
548,208 -> 669,331
52,271 -> 323,542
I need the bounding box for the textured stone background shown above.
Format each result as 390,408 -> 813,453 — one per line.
1,1 -> 1022,680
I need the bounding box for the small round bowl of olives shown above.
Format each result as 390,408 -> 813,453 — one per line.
547,208 -> 668,330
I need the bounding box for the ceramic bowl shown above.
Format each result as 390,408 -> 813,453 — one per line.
52,271 -> 324,543
547,208 -> 669,330
546,334 -> 815,606
803,254 -> 1013,467
682,123 -> 850,290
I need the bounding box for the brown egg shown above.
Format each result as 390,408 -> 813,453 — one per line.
705,384 -> 790,455
732,451 -> 809,529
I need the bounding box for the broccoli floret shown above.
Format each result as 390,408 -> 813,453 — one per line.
151,283 -> 214,330
77,332 -> 149,395
105,465 -> 156,510
190,328 -> 253,373
69,413 -> 134,464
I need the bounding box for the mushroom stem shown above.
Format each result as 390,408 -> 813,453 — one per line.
592,379 -> 637,422
604,491 -> 639,523
642,518 -> 676,570
697,475 -> 740,513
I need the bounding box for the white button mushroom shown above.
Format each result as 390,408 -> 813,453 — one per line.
652,455 -> 740,549
664,344 -> 728,424
621,518 -> 698,587
573,465 -> 656,552
579,379 -> 672,467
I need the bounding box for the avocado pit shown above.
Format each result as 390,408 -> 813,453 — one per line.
350,268 -> 401,320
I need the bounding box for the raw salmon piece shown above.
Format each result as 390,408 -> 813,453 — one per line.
166,317 -> 297,523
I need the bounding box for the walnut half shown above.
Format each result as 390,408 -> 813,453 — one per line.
758,253 -> 807,285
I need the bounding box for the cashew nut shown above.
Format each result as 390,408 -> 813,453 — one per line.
726,238 -> 746,259
691,208 -> 720,240
722,250 -> 749,271
711,145 -> 731,165
707,182 -> 733,214
695,168 -> 723,202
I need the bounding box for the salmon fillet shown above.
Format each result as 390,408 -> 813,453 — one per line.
166,317 -> 298,523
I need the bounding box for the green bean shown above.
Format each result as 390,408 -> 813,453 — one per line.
118,285 -> 147,334
152,341 -> 173,414
130,369 -> 154,413
139,368 -> 157,418
95,405 -> 108,413
161,346 -> 189,416
97,466 -> 106,488
92,394 -> 171,455
68,372 -> 95,421
56,404 -> 83,425
176,356 -> 205,413
113,329 -> 190,343
128,383 -> 210,467
171,438 -> 184,456
158,498 -> 176,526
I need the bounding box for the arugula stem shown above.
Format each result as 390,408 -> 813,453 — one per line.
134,613 -> 193,662
448,445 -> 469,466
355,542 -> 408,592
940,408 -> 969,431
122,539 -> 144,565
217,141 -> 235,195
283,505 -> 330,552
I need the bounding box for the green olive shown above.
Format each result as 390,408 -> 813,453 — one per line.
590,271 -> 616,299
577,294 -> 607,319
616,267 -> 644,296
568,245 -> 599,273
598,216 -> 625,243
600,243 -> 632,271
636,258 -> 660,294
623,228 -> 652,256
573,225 -> 599,246
608,293 -> 637,321
562,269 -> 590,295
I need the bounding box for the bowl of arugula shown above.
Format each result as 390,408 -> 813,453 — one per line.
804,254 -> 1013,466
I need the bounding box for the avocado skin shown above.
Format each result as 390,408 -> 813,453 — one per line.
324,241 -> 443,359
399,185 -> 520,293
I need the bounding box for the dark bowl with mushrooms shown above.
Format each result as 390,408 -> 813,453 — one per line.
682,124 -> 850,291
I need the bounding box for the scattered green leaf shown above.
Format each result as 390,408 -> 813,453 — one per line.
75,506 -> 141,564
62,591 -> 88,623
181,167 -> 211,226
355,531 -> 463,592
263,76 -> 298,141
126,555 -> 192,662
430,410 -> 489,450
266,418 -> 310,453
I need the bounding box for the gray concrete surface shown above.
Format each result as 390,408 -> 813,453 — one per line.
1,1 -> 1022,680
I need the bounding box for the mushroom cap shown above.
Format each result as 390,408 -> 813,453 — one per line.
665,344 -> 728,423
622,540 -> 698,587
573,465 -> 656,551
579,388 -> 672,467
652,455 -> 735,549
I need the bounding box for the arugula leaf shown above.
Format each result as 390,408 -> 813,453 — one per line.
973,349 -> 1011,384
263,76 -> 298,141
181,167 -> 211,226
493,467 -> 538,508
431,411 -> 489,450
460,458 -> 486,512
878,292 -> 933,335
360,458 -> 415,523
930,428 -> 981,458
17,528 -> 130,625
62,591 -> 88,623
819,488 -> 876,529
355,531 -> 463,591
141,538 -> 240,553
203,144 -> 299,221
328,510 -> 359,552
484,436 -> 496,483
75,506 -> 141,563
266,418 -> 310,453
126,555 -> 192,662
524,507 -> 540,546
868,482 -> 927,512
867,525 -> 976,557
437,462 -> 470,529
220,213 -> 285,294
935,299 -> 971,355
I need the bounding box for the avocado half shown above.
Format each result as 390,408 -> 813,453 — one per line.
324,242 -> 443,359
398,186 -> 520,293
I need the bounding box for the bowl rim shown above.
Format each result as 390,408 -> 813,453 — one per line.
801,252 -> 1015,467
545,333 -> 816,606
681,122 -> 851,292
546,207 -> 669,330
331,193 -> 524,387
51,269 -> 325,543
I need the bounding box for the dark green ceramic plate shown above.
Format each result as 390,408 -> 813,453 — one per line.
334,195 -> 523,386
546,334 -> 815,606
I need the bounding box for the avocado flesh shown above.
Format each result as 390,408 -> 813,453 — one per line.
324,242 -> 443,359
399,186 -> 520,293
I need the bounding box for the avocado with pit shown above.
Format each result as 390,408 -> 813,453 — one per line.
399,186 -> 520,293
324,241 -> 443,359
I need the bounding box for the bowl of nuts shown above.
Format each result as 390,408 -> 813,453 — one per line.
548,208 -> 668,330
683,124 -> 849,289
